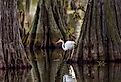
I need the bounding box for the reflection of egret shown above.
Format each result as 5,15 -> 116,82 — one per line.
63,65 -> 77,82
56,39 -> 75,59
69,65 -> 76,79
56,39 -> 75,51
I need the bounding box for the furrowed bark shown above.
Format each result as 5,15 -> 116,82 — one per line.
0,0 -> 30,69
72,0 -> 121,62
23,0 -> 68,48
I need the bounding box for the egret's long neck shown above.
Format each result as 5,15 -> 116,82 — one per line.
61,41 -> 67,51
61,41 -> 65,48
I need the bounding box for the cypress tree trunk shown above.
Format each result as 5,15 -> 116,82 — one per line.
0,0 -> 30,69
73,0 -> 121,62
23,0 -> 68,48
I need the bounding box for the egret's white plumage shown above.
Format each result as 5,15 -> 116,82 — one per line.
56,39 -> 75,51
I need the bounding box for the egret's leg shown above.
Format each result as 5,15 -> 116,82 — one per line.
66,51 -> 69,60
63,51 -> 67,61
70,48 -> 74,59
67,49 -> 74,60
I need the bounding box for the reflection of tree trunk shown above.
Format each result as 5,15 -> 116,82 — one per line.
104,64 -> 110,82
29,49 -> 41,82
109,64 -> 121,82
73,0 -> 121,61
0,0 -> 30,69
23,0 -> 68,48
74,64 -> 121,82
0,70 -> 30,82
27,49 -> 65,82
72,64 -> 83,82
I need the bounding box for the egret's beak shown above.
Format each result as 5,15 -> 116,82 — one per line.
56,41 -> 60,44
56,39 -> 62,44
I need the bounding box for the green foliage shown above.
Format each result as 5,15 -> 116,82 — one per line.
78,5 -> 85,12
17,0 -> 24,11
32,0 -> 38,6
66,26 -> 74,37
97,61 -> 105,67
73,12 -> 81,20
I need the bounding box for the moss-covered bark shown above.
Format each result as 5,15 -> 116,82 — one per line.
73,0 -> 121,62
17,0 -> 32,38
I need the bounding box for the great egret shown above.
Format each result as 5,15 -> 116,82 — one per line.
56,39 -> 75,51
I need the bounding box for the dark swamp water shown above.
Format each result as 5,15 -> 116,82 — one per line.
0,49 -> 121,82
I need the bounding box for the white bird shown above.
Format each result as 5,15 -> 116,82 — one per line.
56,39 -> 75,51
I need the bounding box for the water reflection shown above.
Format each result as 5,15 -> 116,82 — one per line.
26,49 -> 121,82
0,69 -> 30,82
72,63 -> 121,82
0,49 -> 121,82
26,49 -> 68,82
